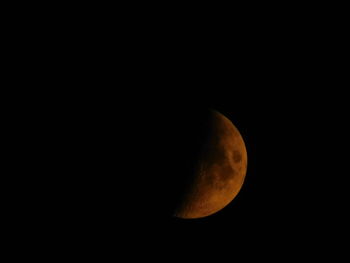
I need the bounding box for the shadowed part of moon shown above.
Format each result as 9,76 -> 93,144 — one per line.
174,110 -> 248,219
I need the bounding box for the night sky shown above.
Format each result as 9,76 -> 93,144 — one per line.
30,18 -> 346,259
7,3 -> 349,260
57,81 -> 344,257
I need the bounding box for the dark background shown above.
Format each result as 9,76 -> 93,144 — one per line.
46,71 -> 345,256
12,11 -> 347,258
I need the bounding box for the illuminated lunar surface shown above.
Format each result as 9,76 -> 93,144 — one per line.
174,110 -> 247,219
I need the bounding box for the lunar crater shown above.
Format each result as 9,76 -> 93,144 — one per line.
233,150 -> 242,163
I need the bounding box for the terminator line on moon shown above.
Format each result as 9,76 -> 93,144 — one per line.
174,110 -> 248,219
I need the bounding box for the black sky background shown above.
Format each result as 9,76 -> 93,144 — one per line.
52,72 -> 345,256
14,12 -> 348,258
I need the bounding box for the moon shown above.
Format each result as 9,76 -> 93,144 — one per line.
174,110 -> 248,219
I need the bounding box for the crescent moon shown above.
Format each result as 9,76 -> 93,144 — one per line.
174,110 -> 248,219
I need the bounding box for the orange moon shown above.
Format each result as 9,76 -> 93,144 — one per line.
174,110 -> 248,219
